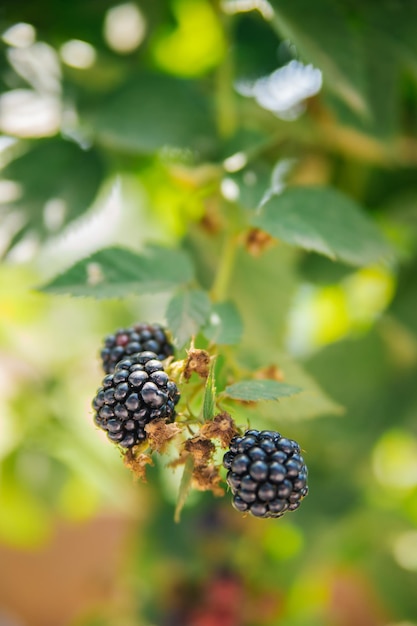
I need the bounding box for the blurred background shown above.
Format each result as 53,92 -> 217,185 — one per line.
1,1 -> 417,625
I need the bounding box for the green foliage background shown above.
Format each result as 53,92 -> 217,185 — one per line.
1,1 -> 417,625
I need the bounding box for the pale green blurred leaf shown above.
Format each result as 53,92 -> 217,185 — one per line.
2,139 -> 104,254
263,353 -> 344,421
204,301 -> 243,345
230,244 -> 298,350
39,245 -> 194,298
174,455 -> 194,523
224,379 -> 302,401
166,289 -> 211,347
253,187 -> 392,266
91,74 -> 216,155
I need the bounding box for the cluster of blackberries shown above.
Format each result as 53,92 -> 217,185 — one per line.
91,324 -> 309,519
223,429 -> 308,519
92,324 -> 179,448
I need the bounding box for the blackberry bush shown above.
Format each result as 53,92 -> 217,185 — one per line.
100,323 -> 174,374
223,429 -> 308,518
92,351 -> 180,448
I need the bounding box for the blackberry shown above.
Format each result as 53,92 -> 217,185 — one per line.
100,322 -> 174,374
223,429 -> 308,519
92,351 -> 180,448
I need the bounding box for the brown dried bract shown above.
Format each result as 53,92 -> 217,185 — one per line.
254,364 -> 285,382
184,348 -> 211,381
145,419 -> 182,453
200,197 -> 223,234
201,412 -> 239,448
184,435 -> 215,466
123,449 -> 153,481
245,228 -> 275,257
192,464 -> 224,496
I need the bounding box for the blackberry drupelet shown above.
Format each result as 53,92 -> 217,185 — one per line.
100,322 -> 174,374
92,351 -> 180,448
223,429 -> 308,518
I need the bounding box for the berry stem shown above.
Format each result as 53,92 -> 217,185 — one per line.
210,232 -> 239,302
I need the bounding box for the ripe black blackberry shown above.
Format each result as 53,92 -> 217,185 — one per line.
100,323 -> 174,374
223,429 -> 308,518
92,351 -> 180,448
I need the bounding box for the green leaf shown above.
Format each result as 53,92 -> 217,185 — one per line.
174,455 -> 194,523
2,139 -> 104,254
224,380 -> 302,402
91,73 -> 216,156
260,353 -> 344,421
204,302 -> 243,345
203,360 -> 216,420
270,0 -> 367,116
39,245 -> 193,298
230,244 -> 298,349
166,289 -> 211,347
252,187 -> 392,267
269,0 -> 410,138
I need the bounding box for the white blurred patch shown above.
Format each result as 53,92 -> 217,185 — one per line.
60,39 -> 96,69
2,22 -> 36,48
0,136 -> 17,153
7,233 -> 40,263
236,60 -> 322,120
43,198 -> 67,232
259,158 -> 295,208
221,177 -> 240,202
0,89 -> 61,137
393,531 -> 417,572
87,262 -> 105,286
104,3 -> 146,54
7,42 -> 61,94
221,0 -> 274,20
209,312 -> 221,326
223,151 -> 247,173
0,211 -> 26,257
0,180 -> 22,204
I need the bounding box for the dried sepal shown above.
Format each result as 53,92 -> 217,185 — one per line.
184,435 -> 215,466
192,464 -> 224,496
254,364 -> 285,382
200,412 -> 239,448
123,448 -> 153,481
244,228 -> 275,257
145,418 -> 182,453
184,348 -> 211,381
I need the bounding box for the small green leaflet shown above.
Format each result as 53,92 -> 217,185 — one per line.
203,302 -> 243,345
252,187 -> 392,267
39,245 -> 193,298
174,455 -> 194,523
202,359 -> 216,420
224,380 -> 302,402
166,289 -> 211,347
